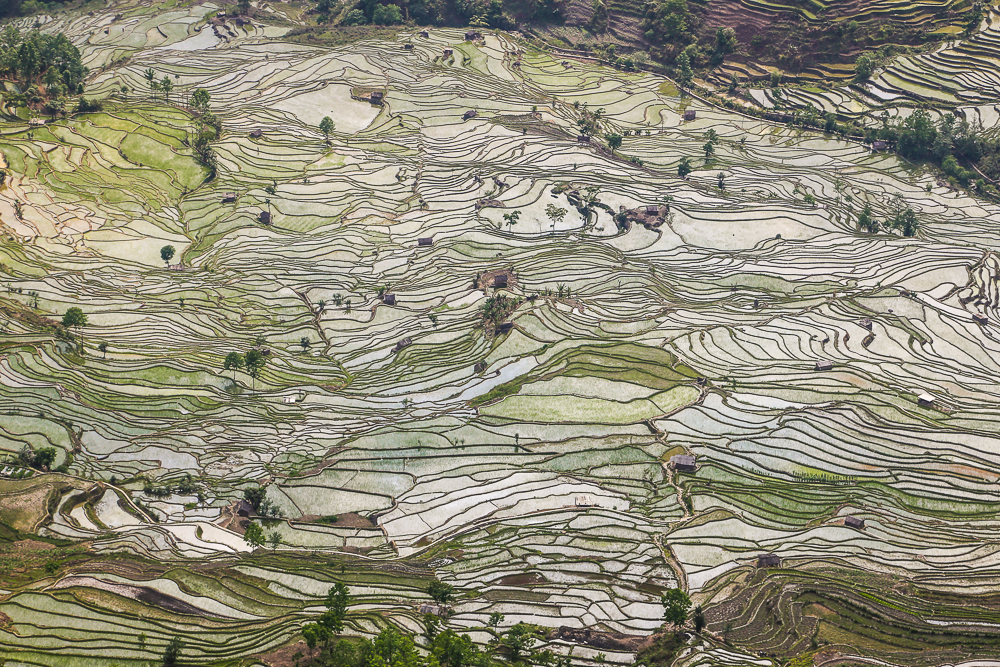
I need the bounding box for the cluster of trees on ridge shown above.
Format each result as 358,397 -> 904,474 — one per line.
153,582 -> 703,667
0,25 -> 87,114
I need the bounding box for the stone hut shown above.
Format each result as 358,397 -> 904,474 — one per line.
371,91 -> 384,104
577,135 -> 590,143
382,294 -> 396,306
419,30 -> 429,38
259,211 -> 272,225
757,553 -> 781,568
418,237 -> 434,247
393,337 -> 412,353
463,109 -> 478,120
575,495 -> 595,507
974,313 -> 988,325
859,317 -> 872,331
873,140 -> 888,151
250,129 -> 263,138
465,31 -> 481,40
844,516 -> 865,529
670,454 -> 696,472
683,110 -> 696,121
236,500 -> 253,517
474,361 -> 487,373
443,48 -> 453,57
420,604 -> 444,616
917,393 -> 936,408
222,192 -> 237,203
815,360 -> 833,371
494,274 -> 508,288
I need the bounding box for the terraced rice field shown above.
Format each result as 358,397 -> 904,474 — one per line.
4,2 -> 1000,666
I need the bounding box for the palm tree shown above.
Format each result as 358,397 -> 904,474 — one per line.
143,68 -> 156,96
160,76 -> 173,102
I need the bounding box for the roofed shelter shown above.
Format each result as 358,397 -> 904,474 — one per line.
757,554 -> 781,567
670,454 -> 696,472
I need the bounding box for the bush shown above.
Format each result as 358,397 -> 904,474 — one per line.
372,3 -> 403,24
342,9 -> 367,24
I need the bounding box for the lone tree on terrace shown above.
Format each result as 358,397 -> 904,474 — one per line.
319,116 -> 335,144
661,587 -> 691,629
62,307 -> 87,331
160,245 -> 175,265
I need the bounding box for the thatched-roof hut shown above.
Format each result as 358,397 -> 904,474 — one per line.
757,554 -> 781,567
670,454 -> 696,472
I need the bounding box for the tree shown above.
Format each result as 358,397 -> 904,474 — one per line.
223,352 -> 244,380
693,605 -> 705,633
321,582 -> 350,634
703,141 -> 714,159
891,207 -> 918,237
62,307 -> 87,330
119,84 -> 129,101
268,531 -> 282,549
675,50 -> 693,88
302,622 -> 331,654
606,133 -> 622,152
160,76 -> 173,102
160,245 -> 175,265
238,0 -> 252,14
501,623 -> 537,662
857,203 -> 878,233
191,88 -> 210,113
300,337 -> 312,351
98,341 -> 108,358
163,637 -> 183,667
367,627 -> 422,667
143,68 -> 156,95
678,156 -> 692,178
428,580 -> 454,604
502,210 -> 520,229
545,204 -> 567,228
717,172 -> 725,190
854,53 -> 874,81
244,485 -> 267,513
372,4 -> 403,24
488,612 -> 505,629
588,0 -> 608,33
244,522 -> 265,549
33,447 -> 56,469
661,587 -> 691,628
319,116 -> 335,143
244,348 -> 266,388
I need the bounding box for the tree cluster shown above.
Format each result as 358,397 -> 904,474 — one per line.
869,110 -> 1000,195
325,0 -> 559,30
0,26 -> 87,96
17,444 -> 56,470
